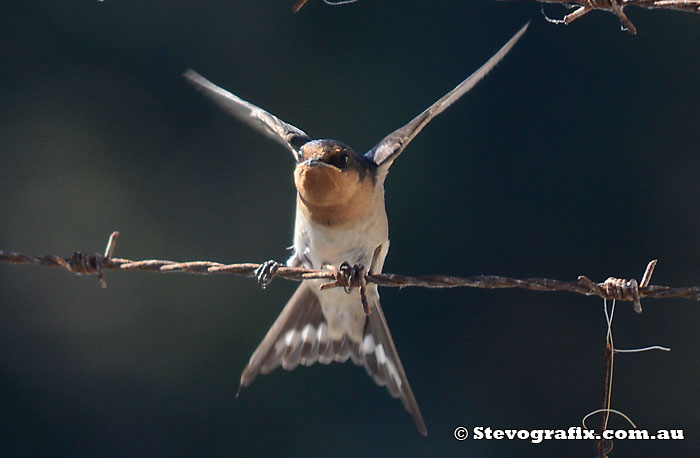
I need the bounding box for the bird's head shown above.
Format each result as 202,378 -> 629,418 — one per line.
294,140 -> 377,226
294,139 -> 375,208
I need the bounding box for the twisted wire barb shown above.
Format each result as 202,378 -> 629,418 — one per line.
2,232 -> 700,311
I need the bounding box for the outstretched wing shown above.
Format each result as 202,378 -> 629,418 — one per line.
366,22 -> 529,177
240,282 -> 427,435
184,69 -> 310,158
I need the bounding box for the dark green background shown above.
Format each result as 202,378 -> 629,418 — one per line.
1,1 -> 699,456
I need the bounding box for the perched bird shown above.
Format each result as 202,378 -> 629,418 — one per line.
184,23 -> 528,436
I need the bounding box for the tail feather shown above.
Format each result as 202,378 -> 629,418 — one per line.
240,281 -> 427,435
299,323 -> 319,365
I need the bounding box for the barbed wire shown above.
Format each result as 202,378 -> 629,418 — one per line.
2,232 -> 699,312
535,0 -> 700,34
291,0 -> 700,35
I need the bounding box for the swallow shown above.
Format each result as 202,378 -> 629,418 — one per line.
184,23 -> 528,436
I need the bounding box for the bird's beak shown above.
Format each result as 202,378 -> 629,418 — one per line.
298,158 -> 341,172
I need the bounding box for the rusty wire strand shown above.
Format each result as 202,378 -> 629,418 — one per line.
1,232 -> 700,310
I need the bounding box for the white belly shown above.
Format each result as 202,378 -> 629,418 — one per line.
290,198 -> 389,342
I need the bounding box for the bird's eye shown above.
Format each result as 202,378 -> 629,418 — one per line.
337,153 -> 349,168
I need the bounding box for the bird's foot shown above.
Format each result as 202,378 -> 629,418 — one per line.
322,262 -> 364,292
255,260 -> 280,289
321,262 -> 371,315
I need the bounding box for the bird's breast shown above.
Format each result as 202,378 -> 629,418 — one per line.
293,193 -> 388,270
292,190 -> 388,343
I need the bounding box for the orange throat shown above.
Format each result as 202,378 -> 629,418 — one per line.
297,192 -> 375,228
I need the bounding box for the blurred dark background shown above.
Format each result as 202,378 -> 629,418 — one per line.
1,1 -> 699,456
